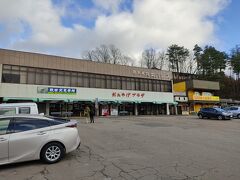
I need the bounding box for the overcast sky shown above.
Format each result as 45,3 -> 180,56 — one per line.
0,0 -> 239,61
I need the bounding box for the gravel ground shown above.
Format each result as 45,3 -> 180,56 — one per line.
1,115 -> 240,180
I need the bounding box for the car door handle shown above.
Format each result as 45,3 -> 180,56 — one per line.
0,138 -> 7,142
37,132 -> 47,135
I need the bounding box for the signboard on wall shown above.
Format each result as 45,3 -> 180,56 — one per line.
192,95 -> 219,101
37,87 -> 77,95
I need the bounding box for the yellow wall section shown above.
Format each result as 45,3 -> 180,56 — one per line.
188,90 -> 194,100
194,104 -> 202,112
173,82 -> 186,92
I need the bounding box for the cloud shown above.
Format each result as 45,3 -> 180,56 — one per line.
0,0 -> 230,61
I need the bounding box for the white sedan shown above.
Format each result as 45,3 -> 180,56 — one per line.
0,115 -> 80,165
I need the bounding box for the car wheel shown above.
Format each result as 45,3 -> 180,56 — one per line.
40,142 -> 65,164
237,114 -> 240,119
217,115 -> 223,120
198,114 -> 203,119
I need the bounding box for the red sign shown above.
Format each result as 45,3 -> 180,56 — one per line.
112,92 -> 145,98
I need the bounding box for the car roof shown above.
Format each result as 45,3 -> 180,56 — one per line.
0,103 -> 37,107
0,114 -> 50,120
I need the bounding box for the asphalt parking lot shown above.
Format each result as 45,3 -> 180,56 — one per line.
1,115 -> 240,180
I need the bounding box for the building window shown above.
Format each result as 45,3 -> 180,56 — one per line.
20,67 -> 27,84
36,69 -> 43,85
83,74 -> 89,87
89,74 -> 96,88
1,65 -> 173,92
96,75 -> 105,89
77,73 -> 83,87
50,70 -> 58,86
27,68 -> 36,84
135,79 -> 140,90
106,76 -> 112,89
71,72 -> 78,87
64,72 -> 71,86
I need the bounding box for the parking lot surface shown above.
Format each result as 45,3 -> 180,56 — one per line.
1,116 -> 240,180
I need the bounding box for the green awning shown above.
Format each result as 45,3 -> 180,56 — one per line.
153,101 -> 164,104
38,98 -> 69,102
3,97 -> 38,102
117,100 -> 134,104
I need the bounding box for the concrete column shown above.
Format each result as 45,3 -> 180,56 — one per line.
166,103 -> 170,115
156,105 -> 159,115
0,64 -> 2,83
95,98 -> 99,116
134,103 -> 138,116
46,102 -> 50,116
175,105 -> 178,115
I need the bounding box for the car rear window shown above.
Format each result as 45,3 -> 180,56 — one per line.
47,117 -> 70,125
19,107 -> 30,114
13,118 -> 50,133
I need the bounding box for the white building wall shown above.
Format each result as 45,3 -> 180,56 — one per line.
0,83 -> 174,103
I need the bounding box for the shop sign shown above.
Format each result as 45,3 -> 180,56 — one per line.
37,87 -> 77,95
132,70 -> 170,80
192,95 -> 219,101
112,92 -> 145,98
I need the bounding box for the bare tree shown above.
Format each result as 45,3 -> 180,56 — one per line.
109,44 -> 122,64
82,50 -> 94,61
142,48 -> 158,69
121,55 -> 135,66
141,48 -> 168,69
158,51 -> 166,70
94,44 -> 111,63
83,44 -> 132,65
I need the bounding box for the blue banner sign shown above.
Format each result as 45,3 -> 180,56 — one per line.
37,87 -> 77,95
48,88 -> 77,94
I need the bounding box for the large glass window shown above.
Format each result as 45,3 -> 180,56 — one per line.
20,67 -> 27,84
64,72 -> 71,86
106,76 -> 112,89
83,74 -> 89,87
89,74 -> 96,88
42,69 -> 50,85
2,65 -> 20,83
96,75 -> 105,88
50,70 -> 58,86
57,71 -> 64,86
36,69 -> 43,85
121,77 -> 126,90
27,68 -> 36,84
77,73 -> 83,87
126,78 -> 132,90
71,72 -> 78,87
1,65 -> 172,92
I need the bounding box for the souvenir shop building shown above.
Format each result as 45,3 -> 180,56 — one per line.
0,49 -> 176,117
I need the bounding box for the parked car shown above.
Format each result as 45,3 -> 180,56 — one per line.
0,103 -> 39,115
0,115 -> 80,165
197,107 -> 233,120
223,106 -> 240,118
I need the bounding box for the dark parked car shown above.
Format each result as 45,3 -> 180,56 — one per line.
197,107 -> 233,120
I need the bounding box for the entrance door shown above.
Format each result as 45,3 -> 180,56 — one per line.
0,118 -> 12,165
